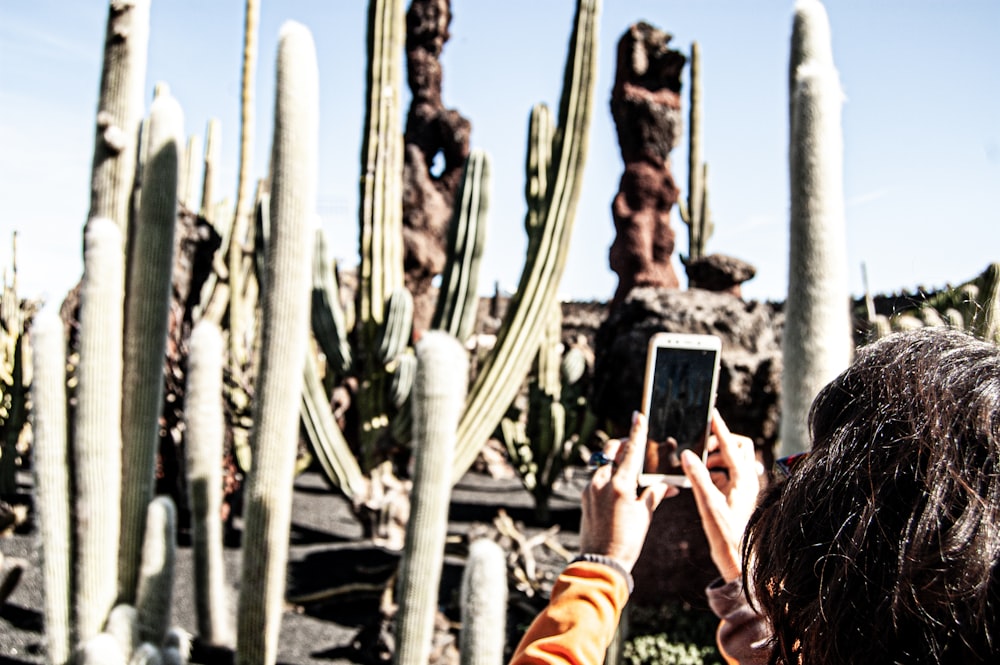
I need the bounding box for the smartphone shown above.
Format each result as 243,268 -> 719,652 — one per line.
638,332 -> 722,488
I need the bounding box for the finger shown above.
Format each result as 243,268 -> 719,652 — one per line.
616,411 -> 648,479
682,449 -> 731,540
711,411 -> 744,474
639,481 -> 678,513
603,437 -> 623,460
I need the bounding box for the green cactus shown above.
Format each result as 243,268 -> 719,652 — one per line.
394,332 -> 467,665
29,305 -> 72,665
77,632 -> 128,665
106,604 -> 140,662
677,41 -> 713,263
298,1 -> 597,554
431,149 -> 491,343
311,230 -> 353,376
459,538 -> 508,665
236,19 -> 318,665
120,90 -> 184,605
184,320 -> 234,647
201,118 -> 221,222
780,0 -> 852,457
135,497 -> 177,647
500,301 -> 593,521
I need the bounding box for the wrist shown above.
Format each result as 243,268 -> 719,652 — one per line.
571,553 -> 635,593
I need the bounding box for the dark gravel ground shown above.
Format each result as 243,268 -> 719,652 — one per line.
0,468 -> 588,665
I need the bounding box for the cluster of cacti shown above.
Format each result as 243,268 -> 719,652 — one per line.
865,263 -> 1000,344
677,41 -> 714,264
779,0 -> 853,457
303,0 -> 599,546
500,301 -> 595,521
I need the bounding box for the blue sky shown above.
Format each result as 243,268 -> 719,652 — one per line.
1,1 -> 998,305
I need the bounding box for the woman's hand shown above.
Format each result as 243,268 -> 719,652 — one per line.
579,412 -> 677,571
682,411 -> 761,582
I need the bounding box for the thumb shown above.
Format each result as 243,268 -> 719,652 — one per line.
641,481 -> 677,513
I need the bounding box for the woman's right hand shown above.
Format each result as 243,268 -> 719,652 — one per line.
681,411 -> 761,582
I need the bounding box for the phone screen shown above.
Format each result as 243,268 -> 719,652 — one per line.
644,345 -> 718,475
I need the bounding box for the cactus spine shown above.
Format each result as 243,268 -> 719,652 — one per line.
135,496 -> 177,647
29,306 -> 72,665
74,217 -> 125,643
184,320 -> 233,646
394,332 -> 467,665
452,0 -> 600,483
236,20 -> 318,665
88,0 -> 151,233
459,539 -> 508,665
780,0 -> 852,456
120,91 -> 183,604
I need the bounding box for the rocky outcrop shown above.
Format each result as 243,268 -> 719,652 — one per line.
402,0 -> 471,333
608,22 -> 686,307
590,286 -> 783,607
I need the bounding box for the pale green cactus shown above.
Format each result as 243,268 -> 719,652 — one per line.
184,320 -> 234,647
394,332 -> 468,665
780,0 -> 852,456
135,497 -> 177,647
74,217 -> 125,644
678,41 -> 713,263
28,305 -> 72,665
236,20 -> 318,665
120,90 -> 184,605
459,538 -> 508,665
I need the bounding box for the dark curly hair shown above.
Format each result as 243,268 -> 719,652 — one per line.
745,328 -> 1000,664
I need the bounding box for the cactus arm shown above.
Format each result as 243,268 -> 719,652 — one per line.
685,41 -> 704,260
524,105 -> 553,234
236,21 -> 318,665
431,149 -> 491,343
377,287 -> 413,365
105,604 -> 140,661
229,0 -> 261,372
394,332 -> 467,665
135,497 -> 177,647
452,0 -> 599,484
201,118 -> 221,223
311,229 -> 353,376
301,350 -> 367,500
29,306 -> 72,665
120,92 -> 184,603
87,0 -> 150,234
459,539 -> 508,665
74,217 -> 125,644
184,320 -> 234,647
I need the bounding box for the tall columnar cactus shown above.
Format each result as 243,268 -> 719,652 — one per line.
452,0 -> 599,482
356,0 -> 406,458
236,20 -> 318,665
184,320 -> 233,646
201,118 -> 221,222
678,40 -> 713,262
135,496 -> 177,647
29,306 -> 72,665
74,216 -> 125,644
120,91 -> 184,605
88,0 -> 151,234
459,538 -> 508,665
780,0 -> 852,456
394,332 -> 467,665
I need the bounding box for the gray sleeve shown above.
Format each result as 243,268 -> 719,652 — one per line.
705,578 -> 772,665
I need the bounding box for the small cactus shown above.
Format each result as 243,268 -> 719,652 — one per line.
459,539 -> 508,665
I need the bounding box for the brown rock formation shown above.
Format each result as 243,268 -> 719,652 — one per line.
608,22 -> 687,307
684,253 -> 758,298
402,0 -> 471,332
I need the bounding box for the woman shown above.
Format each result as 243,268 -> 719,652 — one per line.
510,328 -> 1000,664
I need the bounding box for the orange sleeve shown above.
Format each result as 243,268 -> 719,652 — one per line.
508,561 -> 630,665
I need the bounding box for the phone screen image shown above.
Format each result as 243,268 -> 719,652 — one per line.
644,345 -> 718,476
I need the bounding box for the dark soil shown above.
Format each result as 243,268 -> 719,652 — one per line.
0,468 -> 589,665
